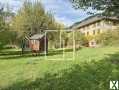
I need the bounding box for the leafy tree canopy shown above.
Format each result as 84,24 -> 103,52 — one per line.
70,0 -> 119,17
0,4 -> 16,48
12,0 -> 64,38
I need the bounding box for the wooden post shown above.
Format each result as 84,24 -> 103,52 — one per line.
21,39 -> 25,55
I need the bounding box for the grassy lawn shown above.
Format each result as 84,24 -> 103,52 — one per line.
0,47 -> 119,90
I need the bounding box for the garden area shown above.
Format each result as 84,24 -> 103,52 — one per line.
0,0 -> 119,90
0,47 -> 119,90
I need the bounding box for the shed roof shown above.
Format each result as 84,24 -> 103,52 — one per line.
29,34 -> 45,40
70,14 -> 119,29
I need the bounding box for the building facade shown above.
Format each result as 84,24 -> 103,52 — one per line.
71,15 -> 119,47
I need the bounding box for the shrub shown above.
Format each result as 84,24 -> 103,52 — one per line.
96,29 -> 119,46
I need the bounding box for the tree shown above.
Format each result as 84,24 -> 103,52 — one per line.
0,4 -> 13,48
12,1 -> 63,37
0,6 -> 6,32
64,31 -> 88,48
11,1 -> 64,49
74,31 -> 88,47
70,0 -> 119,17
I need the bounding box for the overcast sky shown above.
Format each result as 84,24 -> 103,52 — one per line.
0,0 -> 91,26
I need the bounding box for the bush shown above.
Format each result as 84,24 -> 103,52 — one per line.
68,31 -> 88,47
96,29 -> 119,46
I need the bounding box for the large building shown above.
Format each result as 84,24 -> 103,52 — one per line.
71,14 -> 119,47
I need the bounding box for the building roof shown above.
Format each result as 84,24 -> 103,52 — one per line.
70,14 -> 119,29
29,34 -> 45,40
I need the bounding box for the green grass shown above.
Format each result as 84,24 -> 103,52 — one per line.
0,47 -> 119,90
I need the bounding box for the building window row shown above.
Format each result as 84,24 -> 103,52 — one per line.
81,21 -> 102,31
85,29 -> 101,36
80,20 -> 118,32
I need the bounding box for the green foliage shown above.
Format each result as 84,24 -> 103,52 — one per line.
68,31 -> 88,46
47,31 -> 61,49
12,1 -> 63,37
0,47 -> 119,90
0,31 -> 18,48
11,1 -> 64,48
0,6 -> 15,49
51,31 -> 88,48
70,0 -> 119,17
48,31 -> 88,49
75,31 -> 88,46
96,30 -> 119,46
0,8 -> 6,32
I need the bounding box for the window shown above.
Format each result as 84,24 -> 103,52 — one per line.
97,29 -> 100,34
94,23 -> 97,27
84,27 -> 86,30
97,22 -> 100,26
91,42 -> 94,45
93,30 -> 95,35
87,31 -> 89,35
113,22 -> 117,26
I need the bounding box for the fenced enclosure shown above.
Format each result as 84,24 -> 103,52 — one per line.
44,30 -> 76,60
20,29 -> 84,60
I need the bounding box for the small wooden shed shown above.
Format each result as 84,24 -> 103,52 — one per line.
29,34 -> 48,53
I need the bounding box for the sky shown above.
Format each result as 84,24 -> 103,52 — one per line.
0,0 -> 91,26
